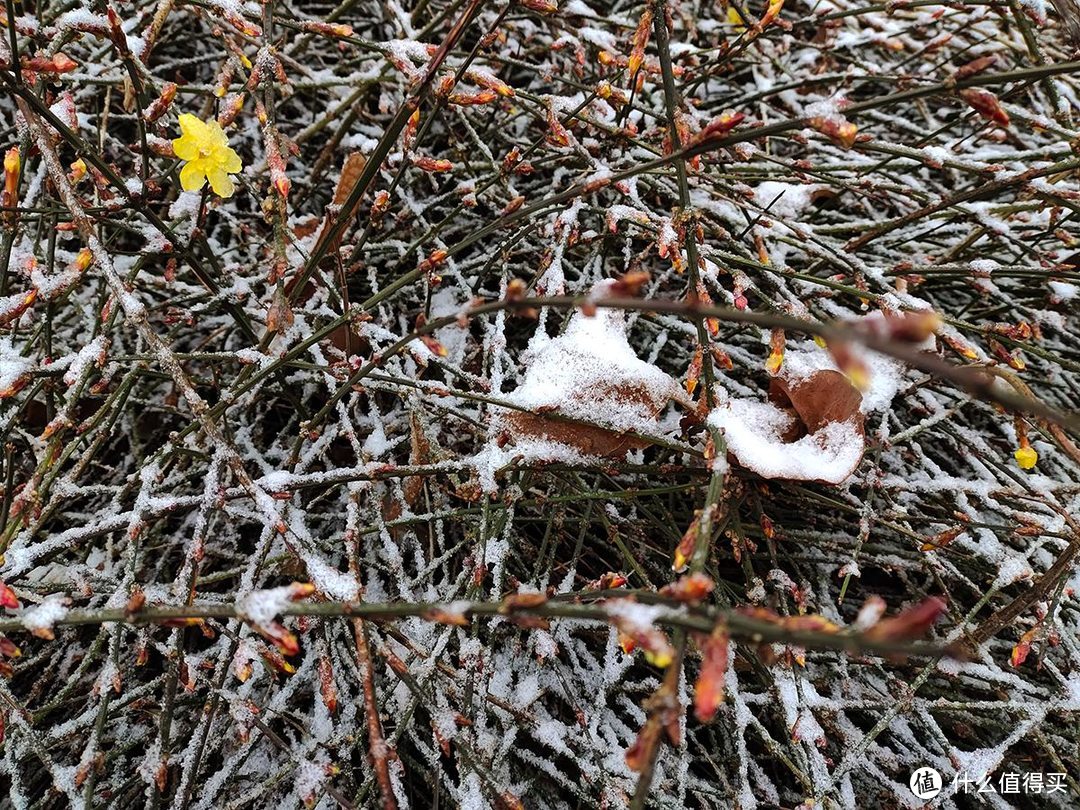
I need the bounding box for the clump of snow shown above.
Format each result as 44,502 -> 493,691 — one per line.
238,584 -> 297,625
993,556 -> 1033,588
31,259 -> 83,300
498,283 -> 683,439
294,760 -> 328,802
235,348 -> 273,367
849,347 -> 905,413
0,337 -> 33,393
753,181 -> 818,221
708,391 -> 864,484
20,596 -> 69,636
168,190 -> 202,220
1049,280 -> 1077,301
54,335 -> 108,386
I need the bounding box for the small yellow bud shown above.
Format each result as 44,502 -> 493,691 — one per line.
1014,445 -> 1038,470
70,158 -> 87,183
643,648 -> 673,668
73,248 -> 93,272
845,364 -> 870,391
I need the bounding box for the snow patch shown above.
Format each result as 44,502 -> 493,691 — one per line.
708,392 -> 864,484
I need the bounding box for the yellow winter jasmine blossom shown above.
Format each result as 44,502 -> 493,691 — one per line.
172,113 -> 242,198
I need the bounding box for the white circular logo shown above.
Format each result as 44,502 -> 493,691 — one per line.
910,766 -> 943,800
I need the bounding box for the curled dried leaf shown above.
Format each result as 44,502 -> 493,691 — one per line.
768,369 -> 864,437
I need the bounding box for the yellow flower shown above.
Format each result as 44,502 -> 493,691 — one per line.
1014,445 -> 1038,470
172,113 -> 242,198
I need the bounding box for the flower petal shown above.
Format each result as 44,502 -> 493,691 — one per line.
179,160 -> 207,192
218,146 -> 242,174
173,136 -> 198,161
206,166 -> 235,198
177,113 -> 206,140
206,120 -> 229,148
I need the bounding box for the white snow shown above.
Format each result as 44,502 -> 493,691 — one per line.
55,335 -> 108,386
1049,280 -> 1077,301
238,584 -> 297,625
499,283 -> 682,439
20,596 -> 69,636
708,392 -> 864,484
753,181 -> 818,221
0,337 -> 33,393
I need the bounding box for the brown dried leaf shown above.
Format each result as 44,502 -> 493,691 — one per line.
709,367 -> 867,485
768,369 -> 863,437
333,151 -> 367,209
504,379 -> 663,458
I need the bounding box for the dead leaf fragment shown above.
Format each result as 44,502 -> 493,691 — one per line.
768,369 -> 864,438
